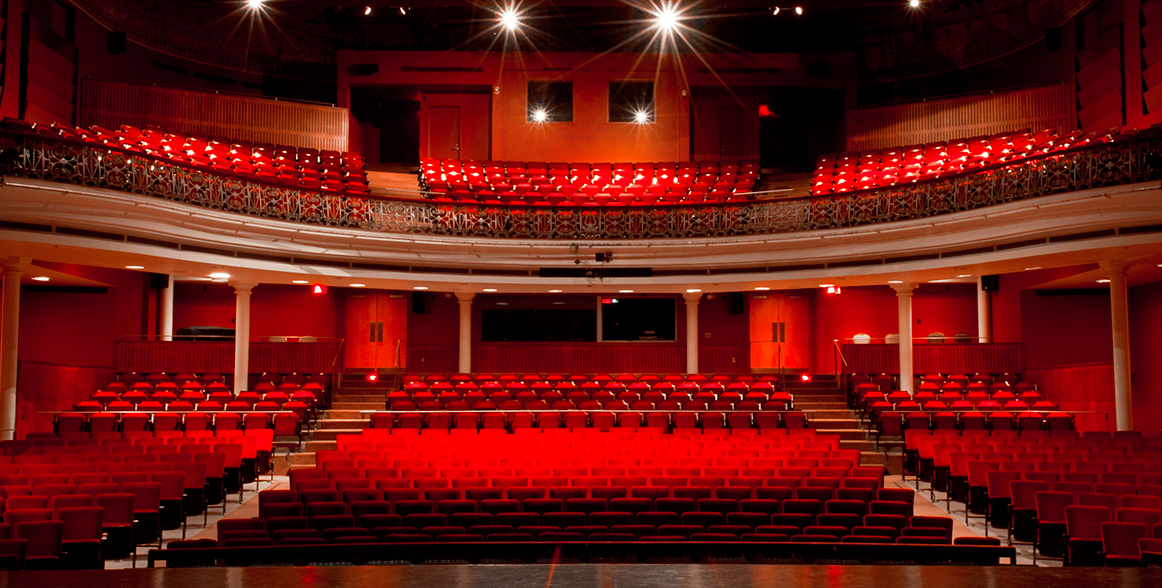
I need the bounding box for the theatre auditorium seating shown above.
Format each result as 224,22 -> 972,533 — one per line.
173,429 -> 977,558
371,373 -> 803,433
903,427 -> 1162,565
4,119 -> 370,195
0,432 -> 266,570
420,158 -> 760,205
852,373 -> 1071,444
810,127 -> 1122,195
58,372 -> 330,443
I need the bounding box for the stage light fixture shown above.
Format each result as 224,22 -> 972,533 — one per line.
245,0 -> 266,11
634,110 -> 651,123
532,108 -> 548,123
654,3 -> 680,32
908,0 -> 920,7
364,6 -> 372,16
773,7 -> 780,15
497,4 -> 522,32
795,6 -> 803,15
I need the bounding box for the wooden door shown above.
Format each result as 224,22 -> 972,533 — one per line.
749,293 -> 810,370
344,292 -> 408,368
428,106 -> 461,160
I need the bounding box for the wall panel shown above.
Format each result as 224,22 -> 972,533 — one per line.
17,361 -> 117,436
1023,362 -> 1115,432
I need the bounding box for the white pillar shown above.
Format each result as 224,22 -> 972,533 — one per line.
977,275 -> 991,343
160,274 -> 174,340
1107,261 -> 1133,431
457,293 -> 475,374
232,283 -> 254,394
1,258 -> 26,441
893,283 -> 917,394
683,292 -> 702,374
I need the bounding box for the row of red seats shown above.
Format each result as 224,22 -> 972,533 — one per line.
112,371 -> 326,389
811,128 -> 1118,195
6,119 -> 371,196
404,372 -> 771,387
78,391 -> 313,411
390,389 -> 793,408
367,409 -> 810,432
54,411 -> 301,439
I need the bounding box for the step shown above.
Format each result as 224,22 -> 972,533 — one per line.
803,409 -> 854,420
304,439 -> 338,453
330,402 -> 385,411
317,419 -> 369,430
323,409 -> 373,420
308,428 -> 365,441
807,418 -> 861,430
288,452 -> 316,467
331,394 -> 389,402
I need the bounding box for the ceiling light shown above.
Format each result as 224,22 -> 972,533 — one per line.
125,265 -> 145,270
548,289 -> 563,293
531,108 -> 548,123
772,7 -> 780,15
209,272 -> 231,279
634,110 -> 651,124
1097,279 -> 1111,284
292,280 -> 309,284
399,7 -> 407,15
483,288 -> 498,292
31,276 -> 49,282
686,289 -> 702,293
754,287 -> 770,291
652,3 -> 681,33
619,290 -> 634,293
1024,267 -> 1041,271
908,0 -> 920,7
552,301 -> 565,305
497,4 -> 521,32
819,284 -> 835,288
795,6 -> 803,15
364,6 -> 372,16
496,302 -> 509,306
413,286 -> 428,290
245,0 -> 266,12
887,280 -> 903,284
957,274 -> 972,278
350,283 -> 365,288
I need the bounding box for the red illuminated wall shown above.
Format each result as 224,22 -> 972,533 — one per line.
1129,280 -> 1162,433
173,283 -> 344,339
420,92 -> 492,161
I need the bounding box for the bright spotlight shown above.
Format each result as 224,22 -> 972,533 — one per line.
497,4 -> 521,32
773,7 -> 780,15
908,0 -> 920,6
532,108 -> 548,122
634,110 -> 651,123
655,4 -> 679,32
245,0 -> 266,11
364,6 -> 372,16
795,6 -> 803,15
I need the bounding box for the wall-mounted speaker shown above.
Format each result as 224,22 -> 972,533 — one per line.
727,292 -> 744,314
981,275 -> 1000,291
108,31 -> 126,54
1044,27 -> 1062,52
412,291 -> 427,314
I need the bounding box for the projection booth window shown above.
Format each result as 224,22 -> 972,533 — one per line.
609,81 -> 655,123
527,81 -> 574,123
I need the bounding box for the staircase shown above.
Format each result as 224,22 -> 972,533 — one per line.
288,371 -> 388,469
366,171 -> 423,199
786,375 -> 886,470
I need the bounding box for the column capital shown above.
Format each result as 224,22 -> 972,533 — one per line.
890,282 -> 917,295
455,292 -> 476,303
1102,259 -> 1131,276
2,257 -> 29,273
682,291 -> 703,303
230,282 -> 257,294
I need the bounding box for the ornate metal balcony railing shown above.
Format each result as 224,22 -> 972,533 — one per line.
1,128 -> 1159,241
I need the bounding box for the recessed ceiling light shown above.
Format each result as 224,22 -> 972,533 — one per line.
350,283 -> 366,288
819,284 -> 835,288
413,286 -> 428,290
292,280 -> 309,284
548,289 -> 563,293
754,287 -> 770,291
552,301 -> 565,305
483,288 -> 498,292
686,289 -> 702,293
1096,279 -> 1111,284
619,290 -> 634,293
125,265 -> 145,270
496,302 -> 509,306
957,274 -> 972,278
1024,267 -> 1041,271
209,272 -> 230,279
31,276 -> 49,282
887,280 -> 904,284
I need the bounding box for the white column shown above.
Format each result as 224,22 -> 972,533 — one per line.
683,292 -> 702,374
977,275 -> 991,343
160,274 -> 175,340
893,283 -> 917,394
1107,261 -> 1133,431
1,258 -> 26,441
457,293 -> 475,374
232,283 -> 255,394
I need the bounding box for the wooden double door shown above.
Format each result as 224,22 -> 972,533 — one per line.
344,292 -> 407,369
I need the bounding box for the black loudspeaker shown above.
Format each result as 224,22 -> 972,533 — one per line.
412,291 -> 427,314
108,31 -> 126,54
981,275 -> 1000,292
346,64 -> 379,76
1044,27 -> 1062,51
149,273 -> 169,289
727,292 -> 744,314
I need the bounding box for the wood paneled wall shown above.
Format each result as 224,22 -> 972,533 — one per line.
1024,362 -> 1115,432
17,361 -> 117,437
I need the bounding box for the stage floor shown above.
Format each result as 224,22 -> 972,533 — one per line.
3,563 -> 1159,588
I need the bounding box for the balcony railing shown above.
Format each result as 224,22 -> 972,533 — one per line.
1,127 -> 1158,241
